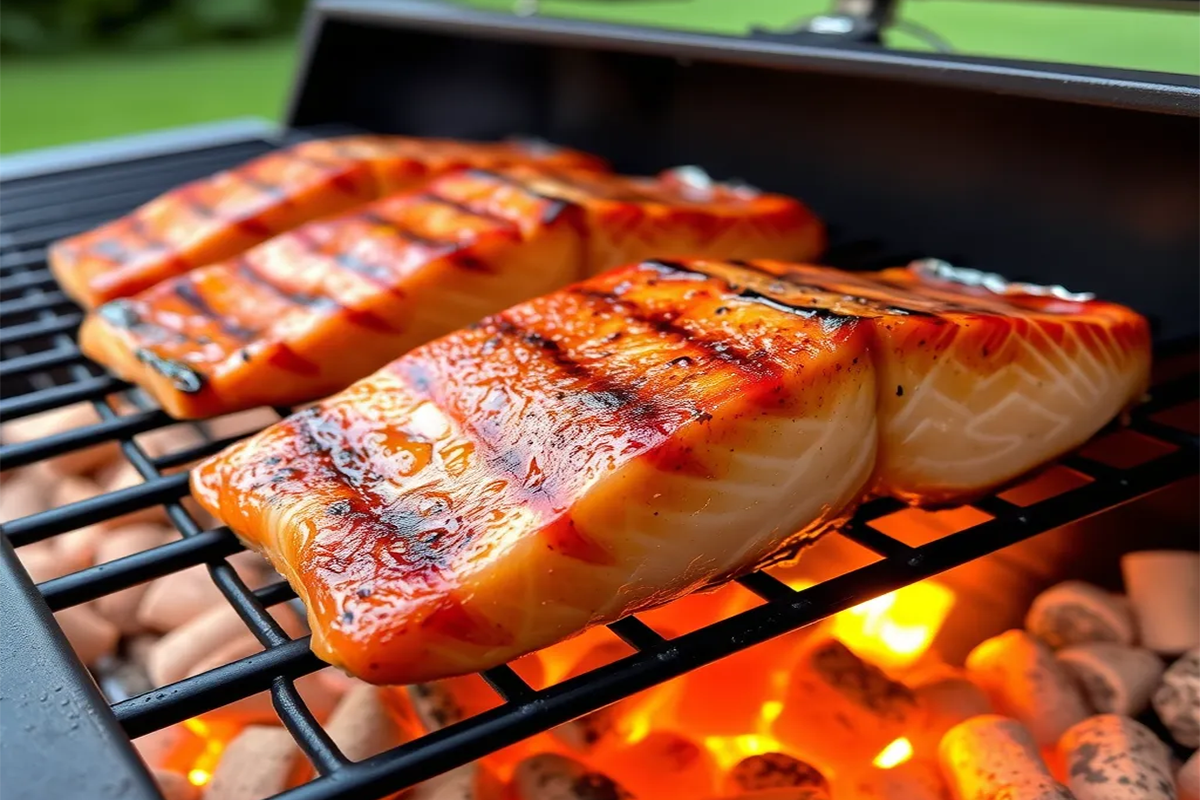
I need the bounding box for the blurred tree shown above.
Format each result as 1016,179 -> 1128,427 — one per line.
1,0 -> 308,54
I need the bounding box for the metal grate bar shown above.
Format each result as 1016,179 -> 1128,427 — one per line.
0,142 -> 274,211
607,617 -> 667,650
273,679 -> 350,774
0,374 -> 127,419
0,346 -> 84,379
115,638 -> 325,738
0,289 -> 70,316
0,266 -> 53,292
0,408 -> 173,470
0,249 -> 48,271
151,432 -> 255,470
38,527 -> 243,610
481,666 -> 536,702
837,517 -> 922,562
3,472 -> 191,547
736,570 -> 798,603
0,313 -> 82,347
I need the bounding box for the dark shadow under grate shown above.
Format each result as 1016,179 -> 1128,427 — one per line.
1,135 -> 1197,800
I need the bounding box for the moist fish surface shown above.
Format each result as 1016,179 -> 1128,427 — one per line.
80,166 -> 823,418
191,258 -> 1150,685
50,136 -> 606,307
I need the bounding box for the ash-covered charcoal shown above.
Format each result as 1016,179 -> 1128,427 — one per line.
596,731 -> 716,800
1122,551 -> 1200,655
774,637 -> 921,769
408,681 -> 469,731
724,752 -> 827,793
511,753 -> 634,800
1056,643 -> 1163,716
324,684 -> 414,763
846,760 -> 945,800
940,715 -> 1072,800
205,725 -> 299,800
966,629 -> 1089,747
1152,647 -> 1200,748
1058,715 -> 1175,800
1025,581 -> 1135,650
409,763 -> 504,800
910,673 -> 993,756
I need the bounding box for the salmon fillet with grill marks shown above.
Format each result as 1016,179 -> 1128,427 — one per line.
190,259 -> 1149,685
50,136 -> 606,308
80,167 -> 823,418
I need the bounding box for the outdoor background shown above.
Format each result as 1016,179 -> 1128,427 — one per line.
2,0 -> 1198,155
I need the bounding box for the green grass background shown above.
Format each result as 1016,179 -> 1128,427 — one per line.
2,0 -> 1197,154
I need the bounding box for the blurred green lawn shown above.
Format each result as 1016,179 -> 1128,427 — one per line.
2,0 -> 1197,154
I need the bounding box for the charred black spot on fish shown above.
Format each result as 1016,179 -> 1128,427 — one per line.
97,299 -> 143,329
135,349 -> 205,393
668,356 -> 694,368
238,348 -> 254,364
714,306 -> 730,315
341,610 -> 354,624
896,385 -> 905,397
578,388 -> 635,411
356,586 -> 373,598
327,499 -> 352,516
91,238 -> 129,260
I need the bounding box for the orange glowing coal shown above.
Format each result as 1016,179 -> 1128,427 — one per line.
833,581 -> 955,671
183,718 -> 233,787
873,736 -> 914,769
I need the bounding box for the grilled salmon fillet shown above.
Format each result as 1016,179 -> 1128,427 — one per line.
80,167 -> 823,418
191,258 -> 1149,685
50,136 -> 606,308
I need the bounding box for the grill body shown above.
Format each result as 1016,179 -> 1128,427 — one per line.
1,4 -> 1197,799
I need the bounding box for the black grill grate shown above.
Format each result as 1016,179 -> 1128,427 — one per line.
1,136 -> 1197,800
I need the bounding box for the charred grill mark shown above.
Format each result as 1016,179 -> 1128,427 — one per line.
235,165 -> 288,200
235,258 -> 335,311
359,210 -> 463,252
285,407 -> 454,575
642,260 -> 855,323
568,285 -> 771,374
464,169 -> 579,224
89,217 -> 165,261
726,260 -> 953,317
175,187 -> 216,221
417,191 -> 512,227
173,280 -> 259,341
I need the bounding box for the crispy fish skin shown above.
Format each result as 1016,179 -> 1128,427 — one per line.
50,136 -> 607,308
191,259 -> 1149,685
80,168 -> 823,418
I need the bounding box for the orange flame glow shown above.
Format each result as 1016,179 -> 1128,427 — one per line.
873,737 -> 913,769
833,581 -> 955,671
183,718 -> 229,787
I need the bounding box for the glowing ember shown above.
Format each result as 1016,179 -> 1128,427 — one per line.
703,734 -> 786,770
182,718 -> 229,788
833,581 -> 955,670
873,736 -> 914,769
187,768 -> 212,787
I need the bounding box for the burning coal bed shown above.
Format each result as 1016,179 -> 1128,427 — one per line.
4,403 -> 1199,800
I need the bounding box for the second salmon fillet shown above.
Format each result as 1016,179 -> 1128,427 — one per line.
81,167 -> 823,418
192,258 -> 1149,685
